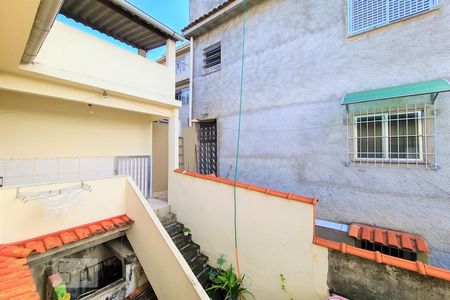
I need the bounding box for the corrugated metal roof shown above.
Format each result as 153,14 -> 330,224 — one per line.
60,0 -> 183,51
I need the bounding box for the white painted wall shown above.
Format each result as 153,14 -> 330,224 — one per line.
170,172 -> 329,300
33,21 -> 176,105
0,176 -> 208,299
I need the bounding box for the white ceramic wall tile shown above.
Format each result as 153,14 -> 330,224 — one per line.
4,176 -> 34,186
59,172 -> 81,182
0,160 -> 5,177
98,169 -> 114,177
79,171 -> 98,179
35,159 -> 58,176
98,157 -> 114,171
34,174 -> 59,184
58,158 -> 80,174
6,160 -> 35,177
79,158 -> 99,173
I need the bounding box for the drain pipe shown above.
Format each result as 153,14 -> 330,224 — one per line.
188,37 -> 194,127
21,0 -> 65,64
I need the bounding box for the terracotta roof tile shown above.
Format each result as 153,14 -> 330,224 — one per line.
348,223 -> 429,253
112,218 -> 127,227
374,230 -> 385,244
74,227 -> 92,240
0,247 -> 33,259
59,231 -> 78,245
0,215 -> 133,300
313,237 -> 450,282
43,236 -> 63,250
174,169 -> 317,205
101,220 -> 116,231
88,224 -> 106,235
24,241 -> 45,254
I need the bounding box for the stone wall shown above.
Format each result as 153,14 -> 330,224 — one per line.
328,250 -> 450,299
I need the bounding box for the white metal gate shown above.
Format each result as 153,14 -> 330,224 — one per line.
115,156 -> 152,199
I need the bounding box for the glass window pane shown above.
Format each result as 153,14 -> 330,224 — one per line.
356,115 -> 383,159
389,113 -> 419,159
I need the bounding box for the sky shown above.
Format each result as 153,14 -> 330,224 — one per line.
56,0 -> 190,60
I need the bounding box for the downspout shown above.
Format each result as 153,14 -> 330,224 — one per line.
21,0 -> 65,64
188,37 -> 194,127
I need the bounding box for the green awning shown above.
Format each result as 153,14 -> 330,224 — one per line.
342,79 -> 450,106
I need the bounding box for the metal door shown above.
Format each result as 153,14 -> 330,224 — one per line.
198,120 -> 217,175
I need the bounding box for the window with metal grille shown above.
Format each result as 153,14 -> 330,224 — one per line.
203,42 -> 221,75
348,0 -> 439,35
347,103 -> 436,168
357,240 -> 417,261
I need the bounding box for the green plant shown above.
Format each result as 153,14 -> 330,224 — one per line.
206,265 -> 254,300
280,273 -> 286,292
182,227 -> 191,235
208,254 -> 226,280
279,273 -> 294,300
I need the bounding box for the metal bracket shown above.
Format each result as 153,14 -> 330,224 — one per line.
430,92 -> 439,104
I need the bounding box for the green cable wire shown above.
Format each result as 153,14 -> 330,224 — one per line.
233,0 -> 247,253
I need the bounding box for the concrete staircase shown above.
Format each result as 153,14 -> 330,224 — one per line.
159,213 -> 211,288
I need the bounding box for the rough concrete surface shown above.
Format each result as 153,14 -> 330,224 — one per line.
189,0 -> 228,22
191,0 -> 450,267
328,250 -> 450,300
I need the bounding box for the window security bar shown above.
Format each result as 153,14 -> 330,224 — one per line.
346,102 -> 436,168
16,181 -> 92,203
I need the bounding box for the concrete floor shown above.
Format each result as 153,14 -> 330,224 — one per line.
149,198 -> 170,217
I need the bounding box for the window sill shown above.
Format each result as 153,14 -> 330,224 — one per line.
350,159 -> 437,169
202,64 -> 221,76
353,158 -> 425,164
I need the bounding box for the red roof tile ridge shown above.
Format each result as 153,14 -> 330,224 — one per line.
348,223 -> 429,253
174,169 -> 317,205
0,215 -> 134,300
313,237 -> 450,282
0,214 -> 132,249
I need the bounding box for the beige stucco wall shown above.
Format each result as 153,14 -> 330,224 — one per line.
0,176 -> 128,243
170,172 -> 328,299
182,127 -> 198,172
0,90 -> 153,158
0,176 -> 208,299
125,179 -> 208,299
152,123 -> 169,193
31,21 -> 176,107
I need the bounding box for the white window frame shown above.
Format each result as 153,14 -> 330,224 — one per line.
176,56 -> 186,74
348,0 -> 440,36
353,111 -> 424,163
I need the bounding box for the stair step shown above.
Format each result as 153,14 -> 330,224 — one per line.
172,233 -> 192,249
196,266 -> 212,288
189,254 -> 208,275
180,243 -> 200,261
159,213 -> 177,227
165,222 -> 184,237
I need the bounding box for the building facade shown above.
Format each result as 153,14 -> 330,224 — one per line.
184,0 -> 450,268
158,42 -> 191,128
